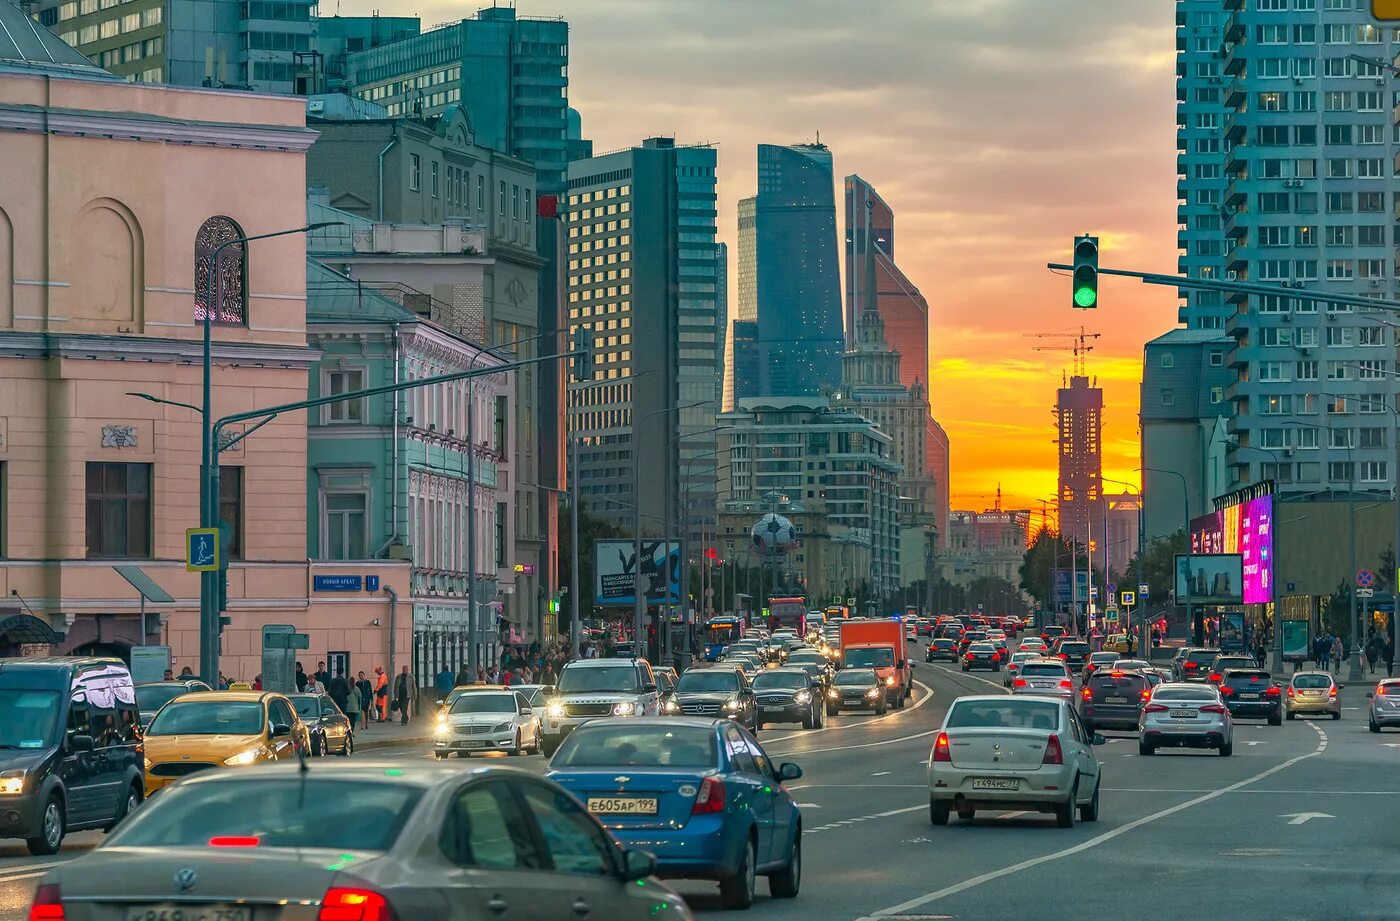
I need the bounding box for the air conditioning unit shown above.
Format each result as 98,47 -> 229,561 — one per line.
1284,447 -> 1295,457
1298,346 -> 1311,355
1371,279 -> 1382,287
1292,76 -> 1303,85
1283,313 -> 1293,323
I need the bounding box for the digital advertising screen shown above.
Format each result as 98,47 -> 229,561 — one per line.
1190,493 -> 1274,604
1174,554 -> 1245,605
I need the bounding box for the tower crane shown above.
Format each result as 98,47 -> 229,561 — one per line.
1024,327 -> 1101,377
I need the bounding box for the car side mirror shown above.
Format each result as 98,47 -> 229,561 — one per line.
521,707 -> 535,716
1367,692 -> 1374,699
1338,684 -> 1346,690
642,683 -> 657,694
271,722 -> 292,737
778,762 -> 803,781
909,662 -> 916,669
1091,733 -> 1106,746
69,734 -> 94,752
618,847 -> 657,882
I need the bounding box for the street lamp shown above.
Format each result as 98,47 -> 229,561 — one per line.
192,221 -> 341,687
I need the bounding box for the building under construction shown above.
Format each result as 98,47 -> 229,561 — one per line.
1057,375 -> 1104,551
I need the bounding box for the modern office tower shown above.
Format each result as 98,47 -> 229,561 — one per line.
312,14 -> 420,92
1196,3 -> 1400,499
41,0 -> 314,92
565,138 -> 721,552
715,242 -> 729,405
724,196 -> 759,409
726,320 -> 760,413
741,142 -> 844,398
346,6 -> 571,188
1057,375 -> 1104,552
717,397 -> 902,601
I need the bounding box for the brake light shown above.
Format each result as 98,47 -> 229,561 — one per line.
1264,687 -> 1281,698
1250,676 -> 1262,683
1042,733 -> 1064,765
1329,687 -> 1337,698
964,653 -> 972,661
933,731 -> 952,763
1184,662 -> 1198,670
1109,671 -> 1124,678
1140,689 -> 1151,700
692,776 -> 727,814
208,836 -> 260,848
28,885 -> 64,921
1208,673 -> 1222,684
1143,702 -> 1169,713
1080,687 -> 1092,700
1058,653 -> 1069,661
1287,687 -> 1295,698
319,888 -> 396,921
1200,703 -> 1226,714
1060,679 -> 1074,689
1379,686 -> 1388,696
1220,686 -> 1234,696
1013,678 -> 1028,688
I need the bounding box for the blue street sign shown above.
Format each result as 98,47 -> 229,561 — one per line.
186,528 -> 220,573
1138,583 -> 1150,598
366,575 -> 380,592
313,575 -> 364,592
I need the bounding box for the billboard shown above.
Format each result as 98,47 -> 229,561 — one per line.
1174,553 -> 1245,605
1051,570 -> 1090,607
1190,492 -> 1274,604
595,539 -> 681,607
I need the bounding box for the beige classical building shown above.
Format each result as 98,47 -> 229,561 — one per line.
0,15 -> 407,680
717,497 -> 872,609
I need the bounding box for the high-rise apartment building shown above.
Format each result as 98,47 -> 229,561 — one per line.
41,0 -> 313,92
735,143 -> 844,399
1177,2 -> 1400,501
1057,375 -> 1104,550
565,138 -> 722,551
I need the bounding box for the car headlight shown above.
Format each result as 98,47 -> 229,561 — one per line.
664,699 -> 680,713
794,691 -> 811,704
827,689 -> 838,699
547,701 -> 566,719
723,697 -> 742,711
612,701 -> 636,716
886,676 -> 897,687
866,688 -> 880,699
224,747 -> 265,766
435,722 -> 453,737
0,770 -> 25,796
493,721 -> 513,733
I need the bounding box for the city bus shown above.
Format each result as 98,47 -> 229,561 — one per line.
824,604 -> 850,622
769,596 -> 808,634
702,616 -> 746,661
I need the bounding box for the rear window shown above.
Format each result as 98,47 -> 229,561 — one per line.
1213,658 -> 1255,671
1021,664 -> 1068,677
553,725 -> 717,768
1090,674 -> 1147,691
1060,643 -> 1090,654
1185,650 -> 1222,664
1223,671 -> 1270,683
1152,687 -> 1219,702
106,779 -> 423,850
1293,674 -> 1334,689
947,699 -> 1061,730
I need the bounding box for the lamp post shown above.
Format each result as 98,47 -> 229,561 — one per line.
194,221 -> 341,687
633,400 -> 710,654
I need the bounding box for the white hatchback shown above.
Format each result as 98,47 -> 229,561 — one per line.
929,695 -> 1103,828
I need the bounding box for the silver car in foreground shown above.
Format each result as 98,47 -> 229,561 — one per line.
1139,682 -> 1234,756
1368,679 -> 1400,732
928,695 -> 1104,828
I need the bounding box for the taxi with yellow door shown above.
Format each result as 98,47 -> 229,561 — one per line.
142,691 -> 309,795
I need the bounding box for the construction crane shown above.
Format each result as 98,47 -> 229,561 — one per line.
1024,327 -> 1101,377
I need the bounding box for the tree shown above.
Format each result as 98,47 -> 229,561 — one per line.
557,505 -> 626,625
1323,580 -> 1353,642
1019,527 -> 1073,609
1120,530 -> 1187,610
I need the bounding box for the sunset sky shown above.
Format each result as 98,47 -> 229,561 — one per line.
344,0 -> 1182,513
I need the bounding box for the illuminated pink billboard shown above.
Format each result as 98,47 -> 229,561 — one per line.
1190,494 -> 1274,605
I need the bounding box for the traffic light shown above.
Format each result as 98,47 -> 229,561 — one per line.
570,326 -> 594,382
1374,1 -> 1400,20
1072,235 -> 1099,309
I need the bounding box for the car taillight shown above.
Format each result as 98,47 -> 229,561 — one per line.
1143,702 -> 1169,713
1200,703 -> 1226,714
1109,671 -> 1124,678
1140,689 -> 1151,700
318,888 -> 396,921
1184,662 -> 1198,670
692,776 -> 727,814
1220,686 -> 1234,696
1060,679 -> 1074,689
1042,733 -> 1064,765
1013,678 -> 1028,687
1379,686 -> 1389,696
1287,687 -> 1295,698
1058,653 -> 1068,661
933,731 -> 952,762
28,885 -> 64,921
1208,673 -> 1222,684
209,836 -> 260,847
1080,687 -> 1091,700
1265,687 -> 1281,698
1329,687 -> 1337,698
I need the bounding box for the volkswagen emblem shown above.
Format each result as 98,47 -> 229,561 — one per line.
174,868 -> 198,893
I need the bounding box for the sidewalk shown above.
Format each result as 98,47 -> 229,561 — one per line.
351,716 -> 436,752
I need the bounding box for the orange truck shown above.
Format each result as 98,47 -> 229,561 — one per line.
839,619 -> 914,708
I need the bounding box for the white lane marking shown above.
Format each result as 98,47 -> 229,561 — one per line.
1106,788 -> 1400,795
796,803 -> 823,808
996,811 -> 1030,821
759,680 -> 935,750
1243,741 -> 1268,746
0,868 -> 55,883
808,804 -> 925,834
853,720 -> 1329,920
872,771 -> 892,776
1281,812 -> 1334,825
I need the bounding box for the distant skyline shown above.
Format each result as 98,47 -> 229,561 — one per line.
343,0 -> 1178,513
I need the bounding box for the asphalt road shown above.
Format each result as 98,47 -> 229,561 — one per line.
4,647 -> 1400,920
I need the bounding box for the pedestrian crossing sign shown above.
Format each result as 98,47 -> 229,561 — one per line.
186,528 -> 220,572
1121,591 -> 1136,607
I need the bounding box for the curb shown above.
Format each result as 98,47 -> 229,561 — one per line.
355,734 -> 433,752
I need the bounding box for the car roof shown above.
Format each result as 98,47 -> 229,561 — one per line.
165,691 -> 277,703
175,759 -> 543,790
564,658 -> 644,668
137,680 -> 207,689
953,694 -> 1065,706
1291,670 -> 1336,679
1154,682 -> 1219,692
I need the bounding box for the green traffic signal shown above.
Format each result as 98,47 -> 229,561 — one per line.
1071,235 -> 1099,310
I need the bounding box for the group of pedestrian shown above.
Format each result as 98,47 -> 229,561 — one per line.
291,660 -> 417,726
1362,628 -> 1395,677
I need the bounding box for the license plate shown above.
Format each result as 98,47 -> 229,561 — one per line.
1239,693 -> 1259,700
455,740 -> 491,748
587,797 -> 659,815
1169,709 -> 1197,718
971,778 -> 1019,791
1106,696 -> 1128,704
125,907 -> 250,921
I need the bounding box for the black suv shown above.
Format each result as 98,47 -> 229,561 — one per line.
927,637 -> 957,662
753,668 -> 824,730
1176,647 -> 1223,682
1080,668 -> 1151,732
1054,639 -> 1093,670
0,657 -> 146,855
671,667 -> 758,732
1218,669 -> 1283,724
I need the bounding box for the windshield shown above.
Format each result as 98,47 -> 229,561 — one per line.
136,685 -> 198,715
552,725 -> 717,768
1223,672 -> 1270,683
106,779 -> 422,850
676,671 -> 740,692
1090,653 -> 1119,663
947,699 -> 1060,730
0,690 -> 60,749
835,670 -> 878,686
147,701 -> 264,736
289,697 -> 321,718
845,648 -> 895,668
557,665 -> 640,694
449,694 -> 517,714
753,671 -> 808,690
1293,674 -> 1334,689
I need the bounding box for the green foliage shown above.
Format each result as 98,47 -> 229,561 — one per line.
1019,527 -> 1073,608
1121,531 -> 1187,608
1322,580 -> 1353,642
557,505 -> 626,623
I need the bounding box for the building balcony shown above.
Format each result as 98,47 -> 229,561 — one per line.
1225,187 -> 1247,209
1225,78 -> 1247,109
1225,120 -> 1245,143
1223,16 -> 1244,45
1223,0 -> 1243,11
1224,55 -> 1245,76
1224,147 -> 1246,175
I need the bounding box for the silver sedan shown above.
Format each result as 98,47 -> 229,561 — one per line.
1139,682 -> 1234,756
1010,659 -> 1076,699
1368,679 -> 1400,732
928,695 -> 1104,828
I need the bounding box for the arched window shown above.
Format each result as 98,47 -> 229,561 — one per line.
194,216 -> 247,326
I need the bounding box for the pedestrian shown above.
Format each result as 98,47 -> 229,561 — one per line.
252,674 -> 263,691
373,666 -> 389,722
502,669 -> 514,688
328,668 -> 351,715
1385,637 -> 1395,678
355,671 -> 373,730
1330,635 -> 1344,675
304,676 -> 320,694
314,660 -> 330,688
455,666 -> 471,686
343,672 -> 361,729
435,664 -> 455,705
1361,643 -> 1371,676
1366,636 -> 1381,676
1317,635 -> 1330,672
475,665 -> 486,685
295,661 -> 308,693
179,666 -> 194,677
163,669 -> 174,681
394,664 -> 414,725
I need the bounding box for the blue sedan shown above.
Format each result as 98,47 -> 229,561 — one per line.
547,716 -> 803,909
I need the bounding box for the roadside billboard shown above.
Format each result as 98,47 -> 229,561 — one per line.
1174,553 -> 1245,605
1190,492 -> 1274,604
595,539 -> 681,606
